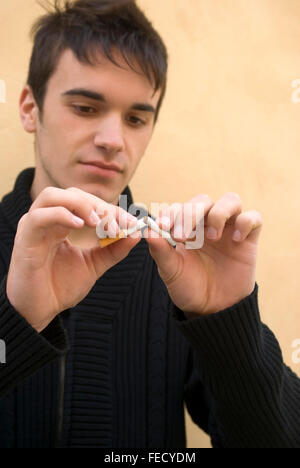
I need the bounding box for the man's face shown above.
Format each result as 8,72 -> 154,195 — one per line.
26,48 -> 161,204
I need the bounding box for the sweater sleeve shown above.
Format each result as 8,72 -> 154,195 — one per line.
171,284 -> 300,448
0,274 -> 69,398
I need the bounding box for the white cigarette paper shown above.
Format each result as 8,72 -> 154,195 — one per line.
123,218 -> 148,237
96,216 -> 177,247
143,217 -> 177,247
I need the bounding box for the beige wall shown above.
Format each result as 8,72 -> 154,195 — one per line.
1,0 -> 300,449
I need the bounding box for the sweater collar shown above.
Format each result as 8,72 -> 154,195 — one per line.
1,167 -> 135,231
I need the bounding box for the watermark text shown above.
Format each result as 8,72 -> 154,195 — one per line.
0,79 -> 6,103
100,196 -> 206,250
0,340 -> 6,364
292,339 -> 300,364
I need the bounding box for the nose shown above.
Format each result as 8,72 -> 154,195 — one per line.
93,112 -> 125,156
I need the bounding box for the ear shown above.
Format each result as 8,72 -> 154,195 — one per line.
19,85 -> 39,133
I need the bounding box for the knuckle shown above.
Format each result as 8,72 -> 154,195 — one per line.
41,186 -> 56,198
38,187 -> 64,205
207,206 -> 232,227
253,210 -> 263,225
253,209 -> 262,217
226,191 -> 241,202
27,208 -> 43,223
191,194 -> 213,206
201,194 -> 213,203
208,205 -> 223,218
66,187 -> 85,201
193,201 -> 206,214
17,213 -> 29,229
66,186 -> 80,193
18,210 -> 41,233
170,202 -> 181,212
55,206 -> 68,217
98,202 -> 110,215
241,211 -> 263,228
100,202 -> 113,217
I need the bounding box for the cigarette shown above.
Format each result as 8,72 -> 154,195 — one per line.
96,216 -> 177,248
98,230 -> 127,248
125,218 -> 147,236
97,218 -> 147,248
143,216 -> 177,247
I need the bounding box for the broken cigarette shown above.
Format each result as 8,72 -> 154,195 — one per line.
143,217 -> 177,247
96,216 -> 177,248
96,218 -> 147,248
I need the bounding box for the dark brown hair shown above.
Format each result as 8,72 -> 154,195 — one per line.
27,0 -> 168,122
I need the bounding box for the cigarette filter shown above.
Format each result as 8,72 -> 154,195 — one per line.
98,230 -> 127,248
97,218 -> 147,248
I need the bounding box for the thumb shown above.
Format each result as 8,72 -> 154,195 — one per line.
92,231 -> 143,277
144,228 -> 180,284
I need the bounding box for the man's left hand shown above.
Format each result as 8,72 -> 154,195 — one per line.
144,193 -> 263,317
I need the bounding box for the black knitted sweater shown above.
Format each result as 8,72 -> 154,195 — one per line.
0,168 -> 299,448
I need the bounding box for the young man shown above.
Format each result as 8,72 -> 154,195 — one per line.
0,0 -> 299,448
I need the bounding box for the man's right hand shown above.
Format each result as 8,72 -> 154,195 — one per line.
6,186 -> 141,332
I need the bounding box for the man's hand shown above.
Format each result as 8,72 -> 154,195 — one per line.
6,187 -> 141,332
144,193 -> 263,317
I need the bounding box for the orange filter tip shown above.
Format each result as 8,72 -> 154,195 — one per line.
98,230 -> 127,248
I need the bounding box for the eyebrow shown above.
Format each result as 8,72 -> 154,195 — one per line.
62,88 -> 156,114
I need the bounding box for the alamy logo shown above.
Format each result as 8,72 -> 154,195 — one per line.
0,80 -> 6,103
292,339 -> 300,365
117,196 -> 205,249
0,340 -> 6,364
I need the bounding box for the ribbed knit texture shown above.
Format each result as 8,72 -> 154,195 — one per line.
173,290 -> 300,448
0,168 -> 299,448
0,169 -> 192,448
0,275 -> 68,399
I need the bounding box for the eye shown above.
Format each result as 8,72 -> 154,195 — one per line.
72,105 -> 97,115
127,115 -> 147,128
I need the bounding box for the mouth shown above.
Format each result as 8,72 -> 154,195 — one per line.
80,161 -> 123,178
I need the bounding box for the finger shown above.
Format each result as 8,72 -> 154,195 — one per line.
91,230 -> 143,277
30,187 -> 105,228
143,227 -> 179,283
155,204 -> 175,231
205,192 -> 242,241
156,195 -> 213,242
232,210 -> 263,243
16,207 -> 85,247
96,210 -> 139,240
67,188 -> 137,230
173,196 -> 213,242
31,186 -> 137,231
97,210 -> 121,239
68,188 -> 137,230
110,206 -> 138,231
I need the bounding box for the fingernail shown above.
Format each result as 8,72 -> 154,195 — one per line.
207,227 -> 218,240
90,210 -> 100,225
158,216 -> 171,231
233,230 -> 242,242
73,216 -> 85,227
127,213 -> 138,226
108,219 -> 120,238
